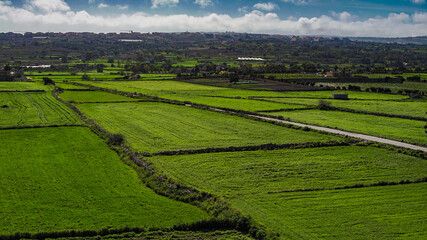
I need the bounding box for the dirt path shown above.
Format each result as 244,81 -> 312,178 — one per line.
250,115 -> 427,152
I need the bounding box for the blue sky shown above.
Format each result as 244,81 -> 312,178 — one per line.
0,0 -> 426,36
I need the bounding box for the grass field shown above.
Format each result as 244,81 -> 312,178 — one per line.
150,146 -> 427,239
265,73 -> 329,79
76,102 -> 340,153
55,83 -> 89,90
59,91 -> 139,103
0,82 -> 50,91
25,72 -> 176,81
163,95 -> 305,112
84,80 -> 408,100
241,183 -> 427,240
354,73 -> 427,80
0,127 -> 210,234
273,90 -> 408,100
317,81 -> 427,94
0,92 -> 82,128
269,109 -> 427,145
151,146 -> 426,195
138,73 -> 177,79
260,98 -> 427,118
114,230 -> 253,240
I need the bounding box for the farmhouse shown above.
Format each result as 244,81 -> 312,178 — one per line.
332,93 -> 349,100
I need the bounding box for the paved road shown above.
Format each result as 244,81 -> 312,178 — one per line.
251,115 -> 427,152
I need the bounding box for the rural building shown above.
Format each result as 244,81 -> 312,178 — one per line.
332,93 -> 349,100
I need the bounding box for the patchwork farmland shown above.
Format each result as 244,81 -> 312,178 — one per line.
1,33 -> 426,240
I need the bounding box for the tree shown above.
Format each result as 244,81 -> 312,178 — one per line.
3,64 -> 11,71
81,74 -> 90,81
229,73 -> 239,84
96,64 -> 104,73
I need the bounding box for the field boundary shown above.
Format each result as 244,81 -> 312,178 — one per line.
251,96 -> 406,101
0,90 -> 45,93
267,177 -> 427,194
0,124 -> 84,131
0,219 -> 242,240
147,140 -> 358,157
70,100 -> 150,104
256,108 -> 313,113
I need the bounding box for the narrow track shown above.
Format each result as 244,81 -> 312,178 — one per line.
251,115 -> 427,152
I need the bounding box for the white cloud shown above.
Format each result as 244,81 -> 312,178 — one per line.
411,0 -> 425,4
24,0 -> 70,12
253,2 -> 278,11
98,3 -> 108,8
117,5 -> 129,10
413,12 -> 427,22
96,3 -> 128,10
238,6 -> 249,13
195,0 -> 213,8
151,0 -> 179,8
0,3 -> 426,37
88,0 -> 96,4
281,0 -> 310,6
331,11 -> 356,22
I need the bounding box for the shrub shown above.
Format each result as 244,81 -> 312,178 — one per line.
316,100 -> 332,110
108,133 -> 124,146
81,74 -> 90,81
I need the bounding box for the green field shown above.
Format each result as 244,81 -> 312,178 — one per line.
138,73 -> 177,79
0,127 -> 210,234
272,90 -> 408,100
59,91 -> 139,103
76,102 -> 340,153
151,146 -> 426,195
354,73 -> 427,80
163,95 -> 305,112
270,109 -> 426,145
83,80 -> 408,100
116,230 -> 254,240
55,82 -> 90,90
0,82 -> 50,91
317,81 -> 427,94
242,184 -> 427,240
0,92 -> 82,128
260,97 -> 427,118
265,73 -> 329,79
150,146 -> 427,239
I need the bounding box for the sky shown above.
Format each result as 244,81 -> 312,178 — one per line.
0,0 -> 426,37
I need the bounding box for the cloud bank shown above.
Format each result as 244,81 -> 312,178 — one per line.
0,1 -> 426,37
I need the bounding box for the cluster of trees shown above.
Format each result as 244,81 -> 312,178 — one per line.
365,87 -> 392,93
